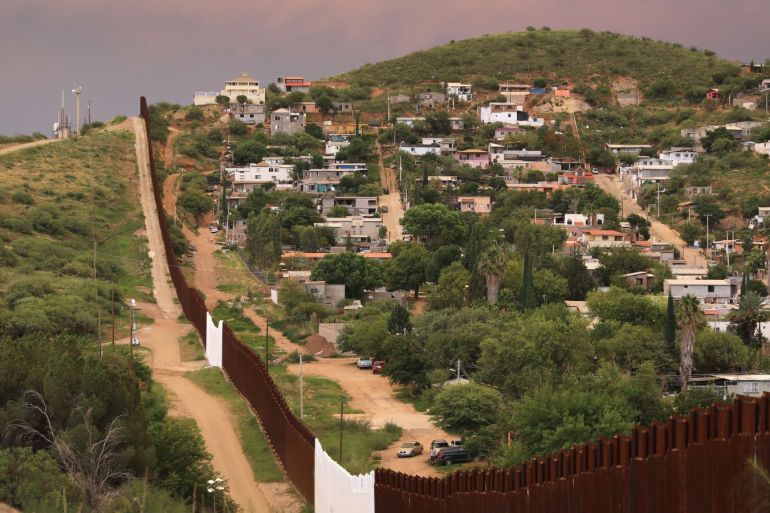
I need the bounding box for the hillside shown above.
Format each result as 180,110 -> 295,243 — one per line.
332,29 -> 740,97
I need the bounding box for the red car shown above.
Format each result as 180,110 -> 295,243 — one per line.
372,361 -> 385,374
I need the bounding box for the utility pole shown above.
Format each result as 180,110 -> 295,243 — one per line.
87,100 -> 91,127
704,214 -> 713,264
386,90 -> 391,123
456,359 -> 461,382
339,399 -> 344,462
72,86 -> 82,137
265,316 -> 269,368
656,182 -> 661,219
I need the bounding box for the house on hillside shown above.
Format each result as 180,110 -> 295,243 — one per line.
315,216 -> 383,243
479,104 -> 544,127
454,149 -> 489,169
622,271 -> 656,291
498,82 -> 530,104
276,76 -> 312,93
605,144 -> 653,155
579,230 -> 630,249
457,196 -> 492,215
494,126 -> 523,141
395,117 -> 425,128
270,109 -> 306,135
389,93 -> 411,104
449,117 -> 465,131
320,196 -> 378,216
445,82 -> 473,102
663,278 -> 737,304
299,168 -> 355,193
421,137 -> 455,154
194,73 -> 266,106
659,148 -> 699,166
229,103 -> 266,125
428,176 -> 458,189
416,92 -> 446,108
706,88 -> 720,100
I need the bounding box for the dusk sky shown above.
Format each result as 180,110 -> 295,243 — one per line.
2,0 -> 769,135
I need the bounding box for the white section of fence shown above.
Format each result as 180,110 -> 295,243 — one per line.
205,311 -> 223,367
315,439 -> 374,513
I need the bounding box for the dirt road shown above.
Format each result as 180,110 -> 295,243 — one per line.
377,140 -> 404,242
0,138 -> 61,156
131,117 -> 296,513
287,357 -> 449,476
594,173 -> 705,267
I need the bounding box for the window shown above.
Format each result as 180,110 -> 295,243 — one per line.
743,382 -> 760,394
708,285 -> 715,293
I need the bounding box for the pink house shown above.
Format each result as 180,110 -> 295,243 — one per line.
453,149 -> 489,169
457,196 -> 492,215
555,87 -> 571,97
706,88 -> 720,100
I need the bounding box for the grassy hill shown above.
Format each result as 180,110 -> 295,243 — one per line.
333,29 -> 741,97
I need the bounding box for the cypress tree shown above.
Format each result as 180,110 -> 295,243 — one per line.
521,248 -> 535,311
665,291 -> 676,355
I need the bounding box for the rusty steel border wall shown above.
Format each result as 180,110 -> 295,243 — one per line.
140,98 -> 315,503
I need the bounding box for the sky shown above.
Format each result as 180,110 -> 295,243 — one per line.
1,0 -> 769,135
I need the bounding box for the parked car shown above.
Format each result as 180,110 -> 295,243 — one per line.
450,440 -> 464,447
372,361 -> 385,374
435,446 -> 472,466
429,439 -> 450,461
209,224 -> 219,233
357,356 -> 373,369
397,441 -> 423,458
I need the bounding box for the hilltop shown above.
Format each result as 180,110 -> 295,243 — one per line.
331,29 -> 742,101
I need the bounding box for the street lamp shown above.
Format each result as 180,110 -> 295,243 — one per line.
398,140 -> 405,184
207,479 -> 225,513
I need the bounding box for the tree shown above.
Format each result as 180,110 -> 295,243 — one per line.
430,383 -> 502,434
232,140 -> 266,165
236,94 -> 248,105
562,250 -> 594,300
176,189 -> 213,223
311,252 -> 383,298
677,294 -> 700,390
429,262 -> 469,310
245,209 -> 282,269
694,330 -> 750,372
185,107 -> 204,121
335,137 -> 374,162
701,127 -> 740,154
381,335 -> 429,392
646,78 -> 677,99
679,222 -> 703,246
215,95 -> 230,105
520,248 -> 535,311
665,291 -> 676,356
229,119 -> 248,136
327,205 -> 350,217
477,245 -> 507,305
298,226 -> 320,252
727,291 -> 769,347
306,123 -> 324,140
387,303 -> 412,335
402,203 -> 462,246
385,244 -> 430,298
587,288 -> 665,328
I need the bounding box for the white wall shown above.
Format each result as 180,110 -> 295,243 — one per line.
314,439 -> 374,513
205,312 -> 223,367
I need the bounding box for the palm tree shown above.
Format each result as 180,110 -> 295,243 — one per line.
477,245 -> 507,305
727,290 -> 769,347
677,294 -> 700,390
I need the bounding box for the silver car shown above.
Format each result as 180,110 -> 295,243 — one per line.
397,442 -> 423,458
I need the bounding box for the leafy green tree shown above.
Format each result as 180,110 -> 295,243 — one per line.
232,140 -> 266,165
381,335 -> 429,392
672,386 -> 726,414
678,294 -> 701,389
727,291 -> 769,347
236,94 -> 248,104
0,447 -> 69,512
185,107 -> 204,121
311,252 -> 383,298
402,203 -> 462,246
337,302 -> 390,356
678,222 -> 703,246
587,287 -> 665,328
229,119 -> 248,136
596,247 -> 654,286
694,330 -> 750,372
306,123 -> 324,140
646,78 -> 677,99
477,245 -> 507,305
177,189 -> 213,223
298,226 -> 320,251
327,205 -> 350,217
335,138 -> 374,162
151,418 -> 215,499
429,262 -> 469,310
215,94 -> 230,105
387,303 -> 412,335
431,383 -> 502,434
596,324 -> 673,372
245,209 -> 282,269
701,127 -> 740,154
385,244 -> 430,298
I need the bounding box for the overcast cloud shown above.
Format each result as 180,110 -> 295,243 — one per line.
1,0 -> 768,134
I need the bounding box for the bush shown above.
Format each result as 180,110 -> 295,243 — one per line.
10,191 -> 34,205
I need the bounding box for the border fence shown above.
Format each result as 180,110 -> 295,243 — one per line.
140,98 -> 770,513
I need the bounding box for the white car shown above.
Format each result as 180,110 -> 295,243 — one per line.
209,225 -> 219,233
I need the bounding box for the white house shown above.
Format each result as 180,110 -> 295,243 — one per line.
659,148 -> 699,166
227,162 -> 294,191
395,117 -> 425,128
663,278 -> 736,304
325,140 -> 350,156
218,73 -> 266,105
315,216 -> 383,243
605,144 -> 653,155
479,103 -> 545,127
445,82 -> 473,102
422,137 -> 455,154
400,145 -> 441,157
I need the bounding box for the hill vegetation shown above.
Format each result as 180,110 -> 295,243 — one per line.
0,132 -> 215,511
334,29 -> 745,100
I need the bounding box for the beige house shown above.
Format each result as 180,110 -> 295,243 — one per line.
457,196 -> 492,215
